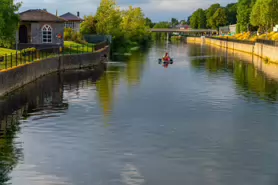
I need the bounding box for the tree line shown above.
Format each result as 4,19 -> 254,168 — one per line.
189,0 -> 278,33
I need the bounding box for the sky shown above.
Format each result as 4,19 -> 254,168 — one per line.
17,0 -> 237,22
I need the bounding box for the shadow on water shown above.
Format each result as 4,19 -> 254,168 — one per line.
0,68 -> 105,184
189,45 -> 278,103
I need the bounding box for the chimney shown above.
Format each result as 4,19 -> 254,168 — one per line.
77,11 -> 80,17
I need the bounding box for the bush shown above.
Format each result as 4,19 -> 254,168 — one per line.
64,28 -> 88,44
21,47 -> 36,55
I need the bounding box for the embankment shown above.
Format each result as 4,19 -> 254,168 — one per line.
0,45 -> 109,97
186,37 -> 278,63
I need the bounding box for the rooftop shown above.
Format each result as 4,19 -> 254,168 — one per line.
60,12 -> 84,21
20,9 -> 65,22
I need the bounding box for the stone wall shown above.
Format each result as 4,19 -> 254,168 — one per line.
31,22 -> 64,46
187,37 -> 278,63
0,46 -> 109,97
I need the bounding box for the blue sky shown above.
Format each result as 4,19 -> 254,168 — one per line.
17,0 -> 236,22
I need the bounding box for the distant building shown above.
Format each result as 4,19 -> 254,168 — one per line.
175,24 -> 191,30
18,9 -> 65,49
219,24 -> 237,35
274,25 -> 278,32
60,12 -> 84,32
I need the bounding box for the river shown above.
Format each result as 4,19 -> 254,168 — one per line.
1,42 -> 278,185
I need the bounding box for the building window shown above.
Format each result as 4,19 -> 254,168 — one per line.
42,24 -> 52,43
65,22 -> 75,29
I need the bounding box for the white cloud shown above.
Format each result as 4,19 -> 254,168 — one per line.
19,0 -> 236,21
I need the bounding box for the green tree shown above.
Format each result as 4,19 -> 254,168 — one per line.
211,8 -> 228,29
206,3 -> 221,28
94,0 -> 122,38
180,20 -> 187,25
237,0 -> 256,32
0,0 -> 21,47
121,6 -> 149,44
250,0 -> 278,32
190,9 -> 206,29
226,3 -> 238,24
80,15 -> 97,35
145,17 -> 155,28
152,21 -> 171,39
171,18 -> 179,27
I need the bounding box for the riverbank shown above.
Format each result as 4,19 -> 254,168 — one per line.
186,37 -> 278,63
0,45 -> 109,97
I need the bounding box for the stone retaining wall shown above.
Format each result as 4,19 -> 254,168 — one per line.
0,46 -> 109,97
186,37 -> 278,63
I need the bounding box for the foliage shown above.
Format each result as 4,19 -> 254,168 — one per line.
180,20 -> 187,25
21,47 -> 36,55
237,0 -> 256,33
80,15 -> 97,35
94,0 -> 122,38
226,3 -> 238,24
64,28 -> 87,44
190,9 -> 206,29
145,17 -> 155,28
94,0 -> 150,52
206,4 -> 221,28
152,21 -> 171,40
171,18 -> 179,27
0,0 -> 21,47
250,0 -> 278,32
211,8 -> 228,29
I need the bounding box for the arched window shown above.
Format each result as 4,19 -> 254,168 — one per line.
42,25 -> 52,43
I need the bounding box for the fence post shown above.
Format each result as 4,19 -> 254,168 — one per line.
11,53 -> 13,68
5,54 -> 7,69
70,45 -> 71,55
87,44 -> 88,53
77,45 -> 79,54
16,52 -> 18,66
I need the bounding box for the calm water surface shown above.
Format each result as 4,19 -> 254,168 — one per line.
1,42 -> 278,185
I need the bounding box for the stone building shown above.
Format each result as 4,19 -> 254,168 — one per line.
18,9 -> 65,49
60,12 -> 84,32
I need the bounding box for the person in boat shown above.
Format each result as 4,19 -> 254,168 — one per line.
163,52 -> 171,61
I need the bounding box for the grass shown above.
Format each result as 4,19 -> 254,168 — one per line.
64,41 -> 95,54
0,41 -> 100,71
0,48 -> 17,55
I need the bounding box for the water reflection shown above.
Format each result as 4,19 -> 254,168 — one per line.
0,68 -> 105,185
189,45 -> 278,103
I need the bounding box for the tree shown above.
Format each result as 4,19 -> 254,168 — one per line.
226,3 -> 238,24
80,15 -> 97,35
94,0 -> 122,38
0,0 -> 21,47
152,21 -> 171,39
121,6 -> 149,43
237,0 -> 256,32
211,8 -> 228,29
145,17 -> 155,28
190,9 -> 206,29
171,18 -> 179,27
206,3 -> 221,28
250,0 -> 278,32
180,20 -> 187,25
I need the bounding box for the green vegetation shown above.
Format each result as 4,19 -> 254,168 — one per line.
0,48 -> 16,55
94,0 -> 150,53
0,0 -> 21,48
80,15 -> 97,35
64,41 -> 95,53
188,0 -> 278,34
152,21 -> 171,40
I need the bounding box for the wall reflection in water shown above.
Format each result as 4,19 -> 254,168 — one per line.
189,44 -> 278,103
0,68 -> 104,184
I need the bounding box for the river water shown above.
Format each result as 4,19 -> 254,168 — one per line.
1,42 -> 278,185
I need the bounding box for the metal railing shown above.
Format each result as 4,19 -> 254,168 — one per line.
0,42 -> 108,71
256,39 -> 278,47
208,36 -> 256,45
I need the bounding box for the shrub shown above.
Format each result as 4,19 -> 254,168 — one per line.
21,47 -> 36,55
